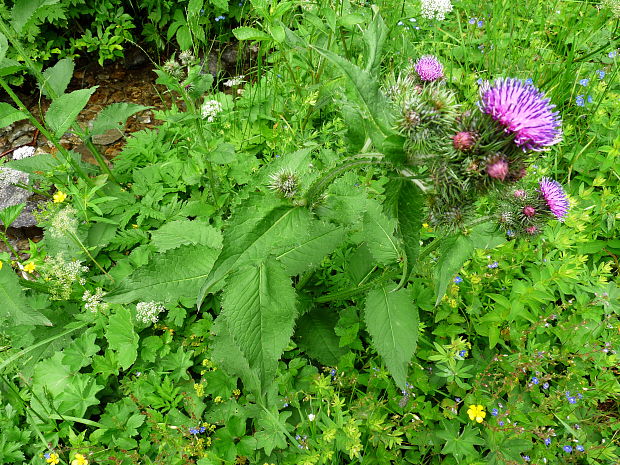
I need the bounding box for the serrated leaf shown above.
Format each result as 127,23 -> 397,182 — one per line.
275,223 -> 345,276
11,0 -> 60,34
233,26 -> 271,41
0,102 -> 27,127
221,260 -> 297,389
45,87 -> 97,137
0,32 -> 7,62
363,202 -> 401,265
397,180 -> 423,282
365,286 -> 418,388
107,244 -> 220,304
62,332 -> 100,371
40,57 -> 74,98
469,222 -> 506,249
0,203 -> 26,228
105,307 -> 138,370
90,103 -> 151,136
255,409 -> 291,455
434,234 -> 474,305
363,7 -> 387,73
151,219 -> 222,252
197,195 -> 311,306
295,307 -> 346,365
0,265 -> 51,326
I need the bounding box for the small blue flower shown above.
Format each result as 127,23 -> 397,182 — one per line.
587,95 -> 593,103
453,276 -> 463,284
488,261 -> 499,269
579,78 -> 589,86
568,396 -> 577,404
544,437 -> 551,446
609,50 -> 617,58
189,427 -> 199,435
458,350 -> 467,357
597,69 -> 606,79
543,382 -> 549,389
397,21 -> 404,26
455,397 -> 461,402
563,445 -> 573,453
523,455 -> 530,462
507,230 -> 515,237
576,445 -> 584,452
531,376 -> 539,385
477,20 -> 484,27
491,408 -> 499,416
330,368 -> 337,377
477,78 -> 484,85
576,95 -> 585,106
577,393 -> 583,399
44,453 -> 51,459
199,426 -> 206,433
469,17 -> 476,24
525,78 -> 533,85
283,402 -> 289,407
498,420 -> 504,426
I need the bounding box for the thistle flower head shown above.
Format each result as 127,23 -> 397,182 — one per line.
179,50 -> 195,66
269,169 -> 299,198
525,225 -> 538,235
522,205 -> 536,217
486,156 -> 509,180
538,177 -> 569,220
414,55 -> 444,82
479,78 -> 562,151
163,59 -> 183,79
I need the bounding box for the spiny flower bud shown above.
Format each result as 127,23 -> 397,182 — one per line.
453,131 -> 477,152
513,189 -> 527,198
269,169 -> 299,198
526,225 -> 538,235
522,205 -> 536,217
179,50 -> 195,66
403,110 -> 421,128
163,59 -> 183,79
486,156 -> 509,181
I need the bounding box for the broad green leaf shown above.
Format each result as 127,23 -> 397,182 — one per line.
188,0 -> 204,16
221,260 -> 297,389
275,223 -> 345,276
105,307 -> 138,370
5,151 -> 85,176
397,180 -> 424,282
197,194 -> 311,306
0,32 -> 7,62
107,244 -> 220,304
362,202 -> 401,265
437,421 -> 484,463
233,27 -> 271,41
469,222 -> 506,249
295,307 -> 347,366
151,219 -> 222,252
160,346 -> 194,381
0,264 -> 51,326
40,57 -> 74,98
363,7 -> 387,73
45,87 -> 97,137
255,409 -> 291,456
90,102 -> 151,136
11,0 -> 60,34
0,203 -> 26,228
434,234 -> 474,305
0,102 -> 27,127
62,331 -> 100,371
365,286 -> 419,388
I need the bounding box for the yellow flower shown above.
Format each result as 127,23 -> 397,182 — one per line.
0,261 -> 3,271
23,262 -> 36,273
467,404 -> 486,423
53,191 -> 67,203
71,453 -> 88,465
46,453 -> 60,465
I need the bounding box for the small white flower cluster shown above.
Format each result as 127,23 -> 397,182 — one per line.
49,206 -> 78,238
201,99 -> 223,122
12,146 -> 35,160
136,301 -> 166,324
44,253 -> 89,300
420,0 -> 453,20
223,76 -> 244,87
83,288 -> 109,313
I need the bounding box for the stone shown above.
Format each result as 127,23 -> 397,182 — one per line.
11,135 -> 32,148
92,128 -> 123,145
0,166 -> 35,228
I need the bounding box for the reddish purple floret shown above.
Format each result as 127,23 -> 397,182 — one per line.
453,131 -> 476,151
479,78 -> 562,151
486,158 -> 509,180
539,177 -> 570,221
522,205 -> 536,217
414,55 -> 444,82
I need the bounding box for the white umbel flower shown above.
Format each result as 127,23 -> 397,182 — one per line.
420,0 -> 453,20
201,99 -> 223,122
136,301 -> 166,324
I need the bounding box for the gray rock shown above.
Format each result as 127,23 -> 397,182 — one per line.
8,122 -> 34,142
11,135 -> 32,148
92,129 -> 123,145
0,166 -> 35,228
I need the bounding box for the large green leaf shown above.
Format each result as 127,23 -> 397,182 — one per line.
275,222 -> 345,276
397,180 -> 424,282
197,194 -> 311,307
0,102 -> 27,127
365,285 -> 419,388
434,234 -> 474,305
90,102 -> 151,136
150,219 -> 222,252
40,57 -> 74,98
45,87 -> 97,137
62,331 -> 100,371
107,244 -> 221,304
362,202 -> 401,265
221,260 -> 297,389
295,307 -> 346,366
105,307 -> 138,370
11,0 -> 60,34
363,7 -> 387,73
0,264 -> 51,326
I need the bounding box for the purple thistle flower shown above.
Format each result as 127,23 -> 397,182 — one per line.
479,78 -> 562,151
414,55 -> 444,82
538,177 -> 570,220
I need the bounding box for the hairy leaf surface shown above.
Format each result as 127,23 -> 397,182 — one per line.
105,307 -> 138,370
397,180 -> 424,282
363,202 -> 401,265
46,87 -> 97,137
0,264 -> 51,326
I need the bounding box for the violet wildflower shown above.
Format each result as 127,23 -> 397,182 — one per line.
531,376 -> 539,385
488,261 -> 499,269
458,350 -> 467,357
579,78 -> 589,86
453,276 -> 463,284
491,408 -> 499,416
498,420 -> 505,426
563,445 -> 573,453
544,438 -> 552,446
587,95 -> 593,103
608,50 -> 617,58
469,17 -> 476,24
576,95 -> 585,106
414,55 -> 444,82
525,78 -> 533,85
576,445 -> 584,452
568,396 -> 577,404
538,177 -> 570,220
479,78 -> 562,151
597,70 -> 606,79
543,382 -> 549,389
477,20 -> 484,27
523,455 -> 530,462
